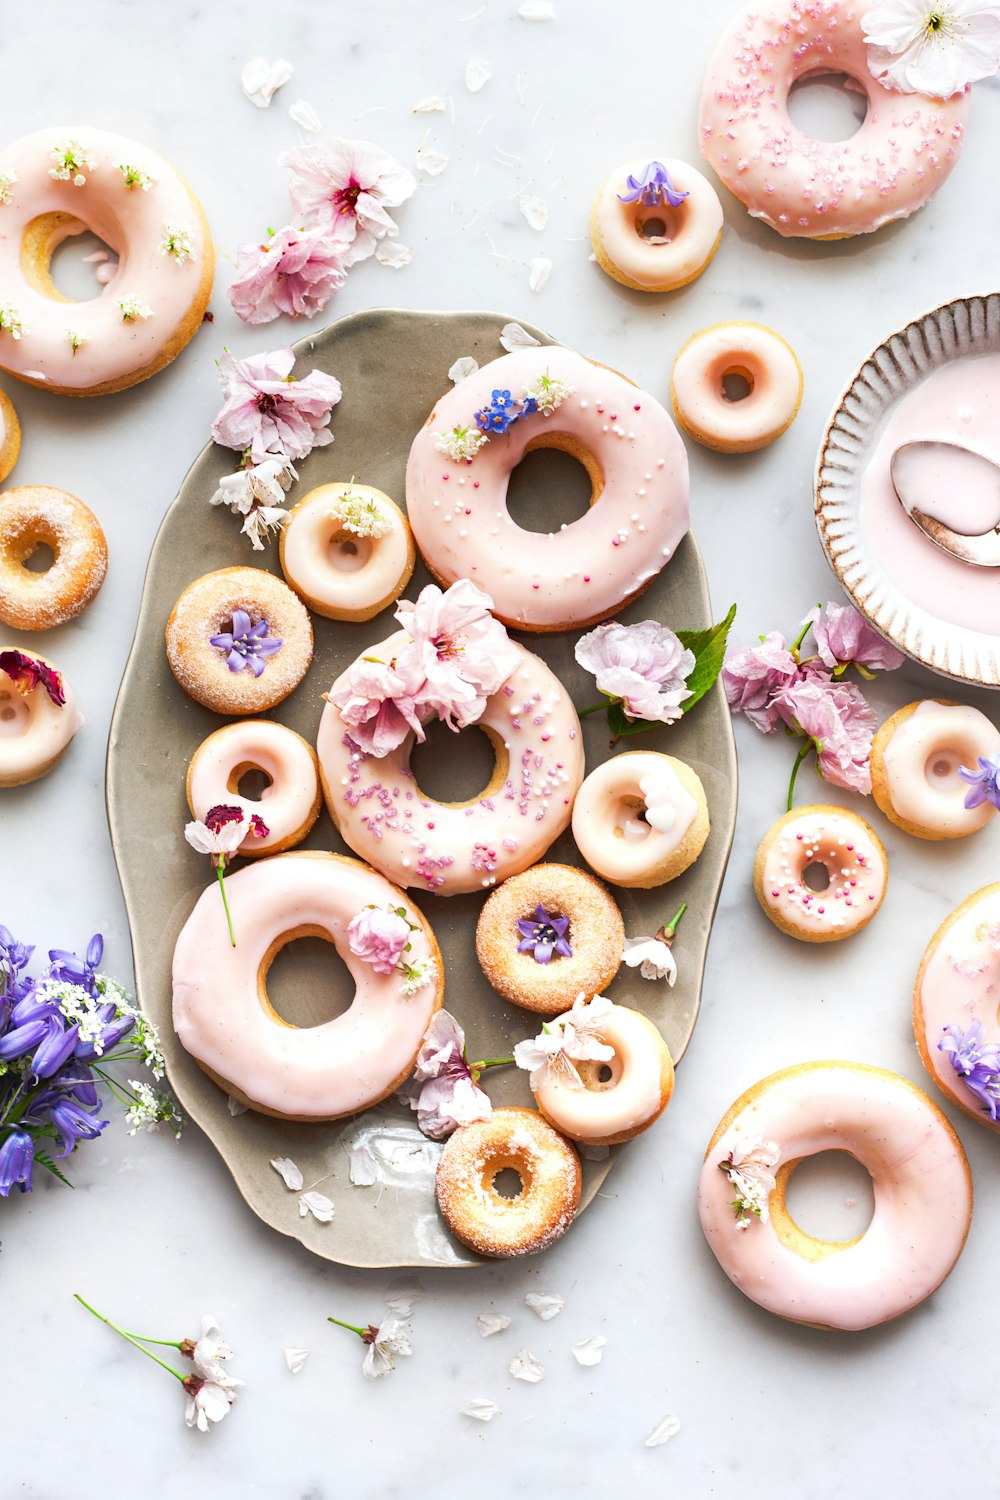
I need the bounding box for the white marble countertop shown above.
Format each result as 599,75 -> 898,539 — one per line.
5,1 -> 999,1495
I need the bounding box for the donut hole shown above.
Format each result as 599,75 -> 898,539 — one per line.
21,541 -> 56,574
576,1054 -> 622,1092
0,687 -> 29,737
924,748 -> 963,787
721,368 -> 754,403
634,205 -> 684,244
802,861 -> 831,893
783,1151 -> 875,1244
613,794 -> 651,842
409,720 -> 505,806
23,214 -> 120,303
261,931 -> 356,1029
232,765 -> 273,800
328,526 -> 374,573
786,71 -> 868,144
490,1166 -> 524,1200
506,439 -> 602,534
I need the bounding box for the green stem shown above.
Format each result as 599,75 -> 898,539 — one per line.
216,856 -> 236,948
577,702 -> 607,718
74,1295 -> 185,1381
468,1055 -> 515,1081
789,607 -> 820,659
327,1316 -> 367,1338
661,902 -> 688,939
786,742 -> 814,812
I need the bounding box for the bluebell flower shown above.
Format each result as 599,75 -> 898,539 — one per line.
210,610 -> 283,678
617,160 -> 689,209
959,755 -> 1000,811
0,1015 -> 51,1062
48,933 -> 104,995
0,924 -> 35,1004
47,1098 -> 109,1158
516,905 -> 572,965
30,1016 -> 81,1079
940,1020 -> 1000,1119
0,1129 -> 34,1196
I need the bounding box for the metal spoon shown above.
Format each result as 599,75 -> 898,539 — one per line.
890,440 -> 1000,568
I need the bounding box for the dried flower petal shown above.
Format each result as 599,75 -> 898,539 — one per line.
524,1290 -> 564,1321
477,1311 -> 512,1337
572,1336 -> 607,1367
462,1398 -> 501,1421
299,1190 -> 335,1222
375,240 -> 412,268
527,254 -> 552,292
449,354 -> 480,383
349,1140 -> 380,1185
509,1348 -> 545,1383
416,146 -> 449,176
270,1155 -> 304,1191
412,95 -> 448,113
384,1279 -> 424,1318
289,99 -> 322,133
645,1413 -> 681,1448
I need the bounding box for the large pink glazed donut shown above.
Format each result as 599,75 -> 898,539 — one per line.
0,126 -> 214,394
699,0 -> 968,239
405,346 -> 689,631
317,631 -> 585,895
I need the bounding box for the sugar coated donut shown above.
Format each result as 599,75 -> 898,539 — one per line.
475,863 -> 625,1015
187,720 -> 321,856
0,647 -> 82,786
0,388 -> 21,482
279,481 -> 415,622
0,486 -> 107,630
753,805 -> 887,942
698,1061 -> 972,1330
529,998 -> 674,1145
699,0 -> 968,240
166,567 -> 313,715
172,850 -> 443,1120
871,700 -> 1000,841
913,882 -> 1000,1132
571,750 -> 709,889
405,345 -> 689,631
671,323 -> 803,454
435,1106 -> 581,1258
0,126 -> 213,395
317,631 -> 584,895
589,157 -> 723,293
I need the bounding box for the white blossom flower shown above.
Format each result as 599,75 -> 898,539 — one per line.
718,1136 -> 781,1230
477,1311 -> 512,1337
465,55 -> 493,91
242,505 -> 290,550
184,1378 -> 237,1432
189,1315 -> 238,1386
514,994 -> 615,1090
185,813 -> 253,858
270,1155 -> 304,1191
118,293 -> 153,322
118,162 -> 155,191
645,1413 -> 681,1448
448,354 -> 479,383
524,1291 -> 564,1320
0,170 -> 17,205
622,936 -> 677,985
240,54 -> 294,107
523,371 -> 573,416
362,1314 -> 413,1378
499,321 -> 541,352
0,303 -> 27,339
461,1398 -> 501,1421
159,221 -> 196,263
124,1079 -> 182,1135
289,99 -> 322,132
284,1347 -> 309,1374
572,1336 -> 607,1367
518,192 -> 548,231
49,140 -> 96,185
330,487 -> 393,538
211,456 -> 297,516
280,137 -> 416,268
863,0 -> 1000,95
509,1348 -> 545,1383
299,1190 -> 335,1222
434,424 -> 488,462
67,328 -> 87,354
399,957 -> 437,998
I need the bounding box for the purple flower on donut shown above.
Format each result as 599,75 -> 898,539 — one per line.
474,388 -> 521,435
210,610 -> 283,677
617,161 -> 689,209
575,620 -> 694,726
940,1019 -> 1000,1118
517,906 -> 572,964
210,348 -> 343,466
228,223 -> 348,326
0,649 -> 66,706
348,906 -> 412,976
958,754 -> 1000,811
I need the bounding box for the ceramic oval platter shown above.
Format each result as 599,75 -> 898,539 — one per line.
107,309 -> 737,1269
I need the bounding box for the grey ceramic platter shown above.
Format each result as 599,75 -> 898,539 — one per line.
107,308 -> 737,1269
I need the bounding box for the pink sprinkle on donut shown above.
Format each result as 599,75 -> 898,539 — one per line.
442,474 -> 449,481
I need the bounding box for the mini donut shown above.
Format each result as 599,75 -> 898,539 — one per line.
0,486 -> 107,630
753,805 -> 887,943
166,567 -> 313,716
279,481 -> 416,622
405,344 -> 689,631
913,882 -> 1000,1132
475,863 -> 625,1015
589,156 -> 723,293
530,1001 -> 674,1145
871,700 -> 1000,841
186,720 -> 321,856
435,1106 -> 581,1259
571,750 -> 709,889
699,0 -> 968,241
0,647 -> 83,786
697,1061 -> 972,1330
172,851 -> 443,1120
0,388 -> 21,482
671,323 -> 803,454
0,126 -> 213,396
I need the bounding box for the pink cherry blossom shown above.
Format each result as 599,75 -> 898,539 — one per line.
347,906 -> 412,975
210,348 -> 343,465
398,1011 -> 492,1140
228,223 -> 347,325
721,631 -> 798,732
575,619 -> 694,724
811,602 -> 905,675
327,654 -> 425,758
396,580 -> 520,731
280,138 -> 416,267
775,674 -> 877,795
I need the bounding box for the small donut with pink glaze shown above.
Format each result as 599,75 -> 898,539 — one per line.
671,323 -> 803,454
571,750 -> 709,889
0,647 -> 83,787
186,720 -> 321,856
871,700 -> 1000,841
589,157 -> 723,293
753,805 -> 887,943
280,481 -> 415,622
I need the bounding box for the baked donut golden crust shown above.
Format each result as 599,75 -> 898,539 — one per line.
279,482 -> 415,622
0,389 -> 21,483
531,1002 -> 674,1146
435,1107 -> 581,1258
165,567 -> 313,715
670,322 -> 803,454
753,805 -> 887,943
871,699 -> 1000,841
571,750 -> 709,889
186,719 -> 321,856
475,864 -> 625,1015
0,486 -> 107,630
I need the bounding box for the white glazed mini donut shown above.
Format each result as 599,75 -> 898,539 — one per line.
531,1000 -> 674,1145
589,157 -> 723,293
698,1061 -> 972,1330
0,388 -> 20,482
753,805 -> 887,943
171,851 -> 443,1120
317,632 -> 585,896
699,0 -> 968,240
405,345 -> 689,632
186,720 -> 321,856
671,323 -> 803,454
871,700 -> 1000,841
0,126 -> 214,395
0,648 -> 83,787
571,750 -> 709,889
279,482 -> 415,622
0,486 -> 108,630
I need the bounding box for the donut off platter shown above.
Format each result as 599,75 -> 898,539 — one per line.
106,308 -> 737,1269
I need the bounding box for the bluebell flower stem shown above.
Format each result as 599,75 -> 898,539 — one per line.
786,742 -> 813,812
216,856 -> 237,948
74,1295 -> 185,1381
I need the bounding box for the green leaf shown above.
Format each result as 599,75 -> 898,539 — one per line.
676,603 -> 737,716
33,1149 -> 75,1190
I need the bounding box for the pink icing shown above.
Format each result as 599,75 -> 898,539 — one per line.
187,720 -> 319,855
672,322 -> 801,448
915,883 -> 1000,1126
881,700 -> 1000,836
404,347 -> 689,630
571,752 -> 696,885
759,809 -> 886,936
532,1005 -> 669,1143
698,0 -> 968,239
592,157 -> 723,291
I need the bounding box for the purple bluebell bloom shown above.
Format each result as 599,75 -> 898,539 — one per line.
517,905 -> 572,965
30,1017 -> 81,1079
210,610 -> 283,677
940,1020 -> 1000,1119
0,1015 -> 50,1061
0,924 -> 35,1004
48,933 -> 104,995
0,1129 -> 34,1196
74,1006 -> 135,1062
959,755 -> 1000,811
46,1098 -> 109,1158
617,161 -> 689,209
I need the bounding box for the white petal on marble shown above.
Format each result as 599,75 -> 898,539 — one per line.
298,1191 -> 334,1222
227,1095 -> 248,1117
527,254 -> 552,292
412,95 -> 447,113
519,0 -> 556,16
499,322 -> 540,352
284,1347 -> 310,1374
240,55 -> 293,108
509,1348 -> 545,1383
518,192 -> 549,231
477,1311 -> 512,1337
288,99 -> 321,132
466,55 -> 493,92
385,1277 -> 424,1316
270,1156 -> 303,1191
448,354 -> 480,382
645,1413 -> 681,1448
375,241 -> 412,268
572,1336 -> 607,1367
461,1398 -> 501,1421
525,1290 -> 564,1320
348,1141 -> 380,1183
416,146 -> 449,177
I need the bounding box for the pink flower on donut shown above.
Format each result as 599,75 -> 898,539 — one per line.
328,655 -> 425,758
347,906 -> 411,976
210,349 -> 343,464
228,223 -> 347,325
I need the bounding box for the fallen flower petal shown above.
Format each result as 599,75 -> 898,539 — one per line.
461,1398 -> 501,1421
349,1140 -> 380,1185
527,254 -> 552,292
477,1311 -> 512,1337
299,1190 -> 335,1222
645,1413 -> 681,1448
519,0 -> 557,15
416,145 -> 449,176
509,1348 -> 545,1383
289,99 -> 321,133
524,1290 -> 564,1321
518,192 -> 549,231
284,1347 -> 310,1374
270,1155 -> 304,1191
448,354 -> 479,382
466,55 -> 493,92
572,1335 -> 607,1367
375,240 -> 412,268
412,95 -> 447,112
500,321 -> 541,352
240,55 -> 293,108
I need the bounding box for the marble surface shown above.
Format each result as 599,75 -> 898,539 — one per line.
4,1 -> 999,1495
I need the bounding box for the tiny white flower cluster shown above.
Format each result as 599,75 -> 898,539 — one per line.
718,1136 -> 781,1231
48,140 -> 96,186
159,220 -> 196,263
433,423 -> 488,463
117,161 -> 155,192
330,487 -> 393,539
210,455 -> 297,552
125,1078 -> 182,1137
118,293 -> 153,322
0,302 -> 27,339
524,371 -> 573,416
36,978 -> 110,1053
67,328 -> 87,354
0,170 -> 17,205
399,958 -> 437,999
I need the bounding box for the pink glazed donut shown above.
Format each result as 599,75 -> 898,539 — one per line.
753,805 -> 887,942
186,720 -> 321,856
405,345 -> 689,632
699,0 -> 968,240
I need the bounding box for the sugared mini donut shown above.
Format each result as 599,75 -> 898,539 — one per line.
531,1001 -> 674,1146
317,632 -> 584,896
475,863 -> 625,1015
753,805 -> 887,943
166,567 -> 313,716
699,0 -> 968,240
186,720 -> 321,856
871,700 -> 1000,841
589,157 -> 723,293
913,882 -> 1000,1132
0,388 -> 21,482
435,1107 -> 581,1258
405,345 -> 689,631
671,323 -> 803,454
172,851 -> 443,1120
571,750 -> 709,889
279,481 -> 415,622
0,486 -> 107,630
0,126 -> 213,395
697,1062 -> 972,1330
0,648 -> 83,786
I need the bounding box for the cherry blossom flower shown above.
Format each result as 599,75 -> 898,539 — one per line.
863,0 -> 1000,96
575,620 -> 694,725
181,1315 -> 238,1385
397,580 -> 520,731
211,348 -> 342,466
348,906 -> 412,975
328,1310 -> 414,1379
228,223 -> 347,325
622,903 -> 687,984
721,631 -> 798,732
327,652 -> 426,758
513,995 -> 615,1091
210,456 -> 297,521
398,1010 -> 511,1139
184,805 -> 269,947
718,1137 -> 781,1230
280,138 -> 416,267
776,674 -> 877,796
810,602 -> 904,676
185,1378 -> 238,1431
240,55 -> 293,107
